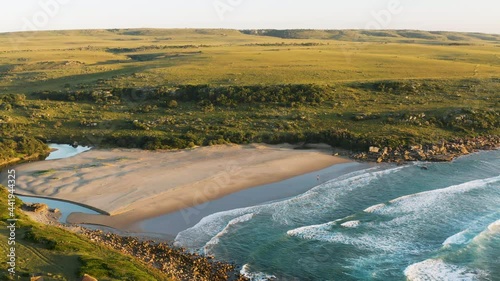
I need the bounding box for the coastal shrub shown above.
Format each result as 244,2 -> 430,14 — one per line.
198,100 -> 215,112
131,120 -> 149,130
175,84 -> 331,105
441,108 -> 499,131
0,137 -> 48,163
167,100 -> 178,108
31,84 -> 332,107
350,80 -> 444,94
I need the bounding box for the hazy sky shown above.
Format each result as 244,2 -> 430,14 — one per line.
1,0 -> 499,34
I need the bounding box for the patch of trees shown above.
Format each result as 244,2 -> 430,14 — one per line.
34,90 -> 119,104
174,84 -> 331,106
96,126 -> 378,152
440,108 -> 499,132
33,84 -> 332,106
350,80 -> 445,94
0,136 -> 49,163
0,94 -> 26,110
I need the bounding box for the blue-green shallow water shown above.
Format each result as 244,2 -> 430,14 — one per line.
175,151 -> 500,281
17,195 -> 99,223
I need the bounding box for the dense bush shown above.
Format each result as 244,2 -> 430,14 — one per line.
350,80 -> 445,94
174,84 -> 331,105
440,108 -> 499,132
33,84 -> 332,106
0,94 -> 26,110
0,136 -> 49,163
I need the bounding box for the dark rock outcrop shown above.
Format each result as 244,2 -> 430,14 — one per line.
23,203 -> 49,213
353,136 -> 499,163
81,229 -> 249,281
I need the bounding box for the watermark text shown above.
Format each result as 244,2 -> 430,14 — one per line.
6,169 -> 17,276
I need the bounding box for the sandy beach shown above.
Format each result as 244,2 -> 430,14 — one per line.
1,143 -> 350,231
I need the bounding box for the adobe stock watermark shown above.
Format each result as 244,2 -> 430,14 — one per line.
10,0 -> 72,48
339,0 -> 404,63
365,0 -> 404,30
177,149 -> 260,226
6,169 -> 17,277
179,159 -> 244,225
213,0 -> 244,21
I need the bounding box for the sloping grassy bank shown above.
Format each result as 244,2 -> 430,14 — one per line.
0,185 -> 171,280
0,186 -> 246,280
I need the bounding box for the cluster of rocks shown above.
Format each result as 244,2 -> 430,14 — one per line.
352,135 -> 499,163
82,229 -> 249,281
23,203 -> 50,213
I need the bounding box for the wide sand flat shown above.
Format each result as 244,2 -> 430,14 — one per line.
2,144 -> 349,230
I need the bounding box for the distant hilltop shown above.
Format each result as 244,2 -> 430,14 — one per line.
1,28 -> 499,45
240,29 -> 500,43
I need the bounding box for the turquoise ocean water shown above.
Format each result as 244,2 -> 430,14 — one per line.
175,151 -> 500,281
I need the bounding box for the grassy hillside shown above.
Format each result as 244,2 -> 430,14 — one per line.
0,186 -> 246,281
0,29 -> 498,162
241,29 -> 500,42
0,186 -> 171,280
0,29 -> 498,93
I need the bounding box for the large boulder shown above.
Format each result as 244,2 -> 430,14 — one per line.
24,203 -> 49,213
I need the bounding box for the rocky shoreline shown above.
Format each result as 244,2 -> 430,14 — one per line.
21,202 -> 249,281
352,135 -> 499,163
81,229 -> 249,281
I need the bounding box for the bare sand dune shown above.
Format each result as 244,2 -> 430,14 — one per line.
2,144 -> 350,231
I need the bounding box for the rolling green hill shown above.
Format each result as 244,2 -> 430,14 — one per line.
0,29 -> 498,93
0,185 -> 246,281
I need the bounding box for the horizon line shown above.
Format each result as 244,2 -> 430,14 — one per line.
1,27 -> 499,36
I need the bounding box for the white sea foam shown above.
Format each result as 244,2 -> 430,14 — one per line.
487,220 -> 500,232
287,175 -> 500,255
470,219 -> 500,245
178,165 -> 401,249
363,203 -> 386,213
203,213 -> 255,255
376,175 -> 500,216
240,264 -> 276,281
174,206 -> 256,248
288,222 -> 406,252
443,230 -> 471,246
176,167 -> 388,248
177,152 -> 500,280
341,220 -> 361,228
286,221 -> 336,240
269,165 -> 408,224
404,259 -> 483,281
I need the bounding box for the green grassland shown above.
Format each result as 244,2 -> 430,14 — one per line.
1,29 -> 499,92
0,29 -> 499,159
0,186 -> 171,281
